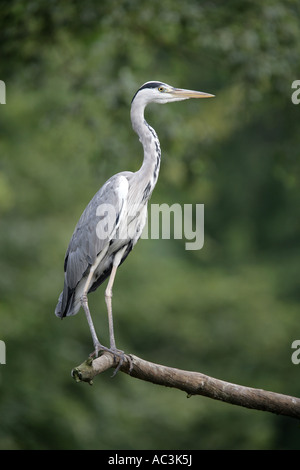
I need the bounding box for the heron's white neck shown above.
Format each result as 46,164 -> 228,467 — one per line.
130,101 -> 161,200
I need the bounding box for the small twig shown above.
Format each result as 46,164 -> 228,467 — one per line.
71,352 -> 300,420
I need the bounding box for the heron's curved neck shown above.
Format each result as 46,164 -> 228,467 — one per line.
131,102 -> 161,197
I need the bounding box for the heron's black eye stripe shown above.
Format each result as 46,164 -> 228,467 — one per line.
131,82 -> 164,103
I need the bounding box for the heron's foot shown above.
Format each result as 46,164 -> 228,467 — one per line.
89,341 -> 113,358
109,346 -> 126,377
89,343 -> 128,377
110,349 -> 134,376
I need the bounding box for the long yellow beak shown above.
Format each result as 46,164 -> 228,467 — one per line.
171,88 -> 215,99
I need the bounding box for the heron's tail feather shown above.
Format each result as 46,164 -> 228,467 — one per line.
54,292 -> 64,318
55,288 -> 81,318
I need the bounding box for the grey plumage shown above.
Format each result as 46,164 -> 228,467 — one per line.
55,81 -> 214,356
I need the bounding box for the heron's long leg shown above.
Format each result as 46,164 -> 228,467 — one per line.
80,248 -> 109,356
105,246 -> 127,350
81,293 -> 101,350
105,264 -> 119,350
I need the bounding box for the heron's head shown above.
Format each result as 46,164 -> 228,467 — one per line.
131,81 -> 214,107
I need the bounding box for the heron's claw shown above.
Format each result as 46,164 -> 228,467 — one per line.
89,343 -> 127,377
89,341 -> 112,358
108,347 -> 125,377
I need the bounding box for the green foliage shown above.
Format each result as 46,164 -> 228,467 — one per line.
1,0 -> 300,449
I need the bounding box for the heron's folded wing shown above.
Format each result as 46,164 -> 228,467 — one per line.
65,173 -> 129,290
56,173 -> 130,316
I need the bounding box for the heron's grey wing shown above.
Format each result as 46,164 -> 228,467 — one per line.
55,173 -> 130,317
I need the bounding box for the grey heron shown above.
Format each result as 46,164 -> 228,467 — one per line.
55,81 -> 214,359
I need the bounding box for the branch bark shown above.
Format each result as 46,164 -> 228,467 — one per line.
71,352 -> 300,420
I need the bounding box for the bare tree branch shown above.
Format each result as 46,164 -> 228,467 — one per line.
71,352 -> 300,420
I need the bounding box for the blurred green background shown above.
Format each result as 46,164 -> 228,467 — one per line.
1,0 -> 300,450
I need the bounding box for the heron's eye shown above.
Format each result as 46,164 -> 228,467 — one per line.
158,86 -> 164,92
